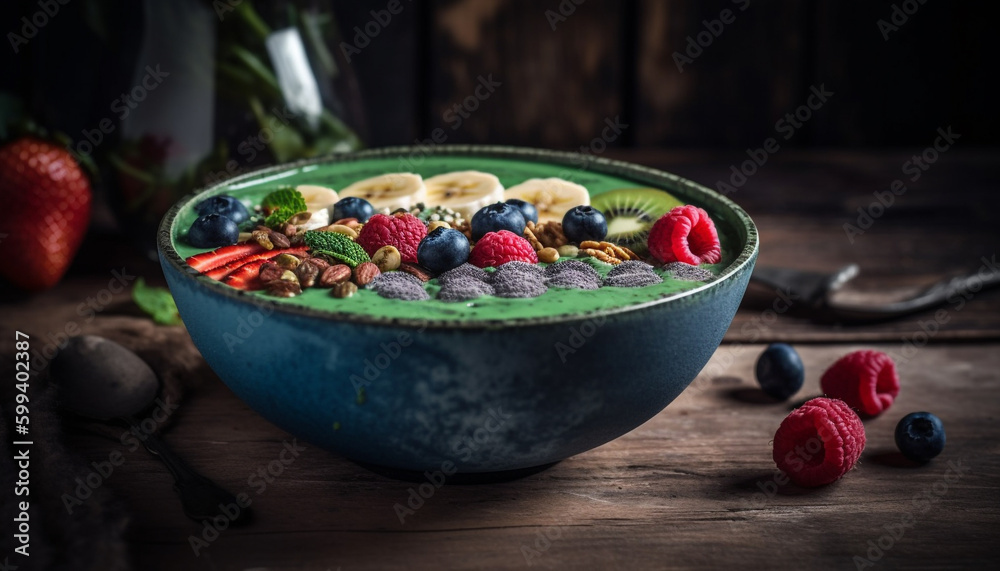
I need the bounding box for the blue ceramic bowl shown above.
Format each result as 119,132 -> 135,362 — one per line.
158,146 -> 758,475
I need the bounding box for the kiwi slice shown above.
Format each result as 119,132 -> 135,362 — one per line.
590,188 -> 683,254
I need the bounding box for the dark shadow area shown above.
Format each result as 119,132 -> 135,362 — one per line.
866,450 -> 924,469
356,460 -> 561,484
726,387 -> 783,405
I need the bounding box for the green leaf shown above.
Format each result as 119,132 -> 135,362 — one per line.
132,278 -> 182,325
261,186 -> 307,227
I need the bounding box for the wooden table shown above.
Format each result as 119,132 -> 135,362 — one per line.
3,150 -> 998,570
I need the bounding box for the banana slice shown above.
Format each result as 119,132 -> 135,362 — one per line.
339,173 -> 426,212
503,178 -> 590,223
424,171 -> 504,219
296,184 -> 339,213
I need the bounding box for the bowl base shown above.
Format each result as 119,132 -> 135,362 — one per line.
356,461 -> 561,484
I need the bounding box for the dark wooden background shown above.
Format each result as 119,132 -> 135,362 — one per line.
336,0 -> 999,148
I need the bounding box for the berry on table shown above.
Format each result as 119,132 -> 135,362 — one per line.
471,202 -> 526,241
820,349 -> 900,417
417,227 -> 471,273
755,343 -> 805,401
469,230 -> 538,268
773,397 -> 866,487
333,196 -> 376,223
562,205 -> 608,244
188,213 -> 240,248
647,205 -> 721,266
895,412 -> 946,463
196,195 -> 250,224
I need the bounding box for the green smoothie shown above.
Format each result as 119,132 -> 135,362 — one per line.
170,155 -> 738,323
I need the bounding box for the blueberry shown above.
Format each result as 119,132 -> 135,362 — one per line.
471,203 -> 526,241
417,227 -> 470,273
755,343 -> 805,401
333,197 -> 376,223
505,198 -> 539,225
187,214 -> 239,248
195,195 -> 250,225
895,412 -> 946,463
562,205 -> 608,243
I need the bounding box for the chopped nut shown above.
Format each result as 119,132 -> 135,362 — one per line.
428,220 -> 451,233
352,261 -> 381,287
332,217 -> 359,227
579,240 -> 602,250
238,232 -> 253,242
295,260 -> 320,288
319,264 -> 352,287
252,229 -> 274,250
258,262 -> 283,283
538,247 -> 559,263
372,245 -> 402,272
329,224 -> 359,239
583,248 -> 622,265
307,257 -> 331,271
331,281 -> 358,298
267,280 -> 301,297
557,244 -> 579,258
398,262 -> 434,282
281,223 -> 297,237
275,253 -> 301,269
279,270 -> 299,283
287,211 -> 312,226
269,229 -> 291,249
523,227 -> 544,251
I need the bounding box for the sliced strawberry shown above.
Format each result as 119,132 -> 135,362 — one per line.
223,258 -> 272,291
205,246 -> 308,281
186,242 -> 266,272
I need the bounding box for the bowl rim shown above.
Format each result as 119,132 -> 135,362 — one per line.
158,145 -> 759,330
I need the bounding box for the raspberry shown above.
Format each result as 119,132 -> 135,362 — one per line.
820,350 -> 899,417
773,397 -> 866,487
468,230 -> 538,268
648,205 -> 721,265
357,213 -> 427,264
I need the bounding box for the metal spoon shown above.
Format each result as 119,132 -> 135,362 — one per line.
751,264 -> 1000,323
51,335 -> 250,524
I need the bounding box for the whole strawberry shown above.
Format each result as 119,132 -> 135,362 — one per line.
0,138 -> 92,291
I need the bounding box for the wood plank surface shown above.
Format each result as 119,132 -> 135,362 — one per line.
61,343 -> 1000,570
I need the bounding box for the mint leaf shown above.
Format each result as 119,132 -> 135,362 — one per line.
132,278 -> 182,325
261,187 -> 307,228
